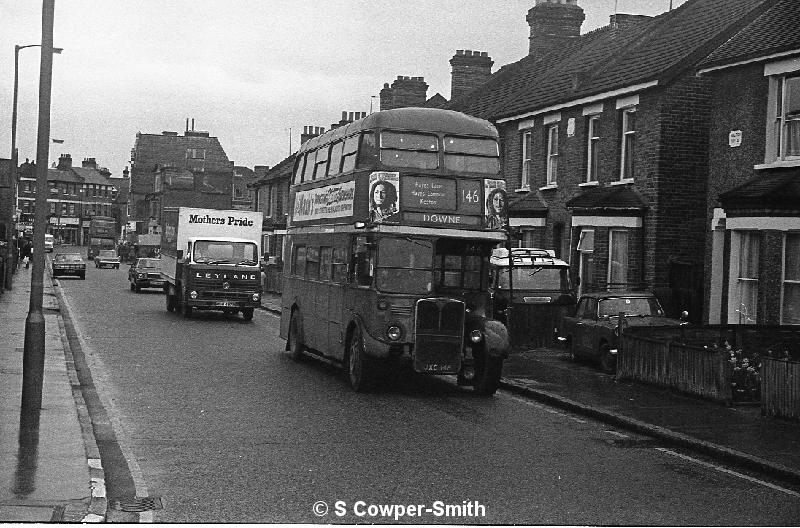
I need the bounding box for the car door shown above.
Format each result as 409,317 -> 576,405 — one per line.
576,298 -> 598,355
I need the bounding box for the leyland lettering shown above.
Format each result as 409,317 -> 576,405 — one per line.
195,272 -> 258,280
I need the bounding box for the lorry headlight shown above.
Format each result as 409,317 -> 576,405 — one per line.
252,293 -> 260,302
189,290 -> 197,299
470,329 -> 483,343
386,325 -> 402,341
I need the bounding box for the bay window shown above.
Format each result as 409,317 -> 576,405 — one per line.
735,231 -> 760,324
521,129 -> 533,189
546,124 -> 559,185
620,108 -> 636,180
586,116 -> 600,183
782,233 -> 800,324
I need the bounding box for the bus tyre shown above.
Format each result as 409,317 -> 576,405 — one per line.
347,325 -> 373,392
241,308 -> 254,321
474,353 -> 502,396
166,290 -> 176,312
288,313 -> 305,362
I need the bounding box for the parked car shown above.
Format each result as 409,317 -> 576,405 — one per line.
44,234 -> 54,252
560,291 -> 687,372
128,258 -> 164,292
94,249 -> 120,269
52,252 -> 86,280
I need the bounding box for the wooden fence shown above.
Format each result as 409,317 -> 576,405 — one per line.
761,358 -> 800,420
618,332 -> 733,403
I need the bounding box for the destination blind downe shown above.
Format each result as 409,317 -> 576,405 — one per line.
188,214 -> 254,227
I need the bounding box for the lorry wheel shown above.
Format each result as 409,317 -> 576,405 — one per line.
165,291 -> 175,312
288,313 -> 305,362
474,352 -> 502,396
241,308 -> 254,321
346,325 -> 374,392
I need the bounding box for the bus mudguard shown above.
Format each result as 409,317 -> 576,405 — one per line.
349,316 -> 392,359
481,319 -> 511,359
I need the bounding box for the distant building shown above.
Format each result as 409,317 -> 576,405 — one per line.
16,154 -> 119,245
129,120 -> 233,234
232,166 -> 256,211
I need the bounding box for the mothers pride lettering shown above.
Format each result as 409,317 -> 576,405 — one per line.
293,181 -> 355,221
188,214 -> 254,227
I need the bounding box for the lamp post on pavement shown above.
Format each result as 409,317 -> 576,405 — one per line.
22,0 -> 56,413
6,43 -> 62,291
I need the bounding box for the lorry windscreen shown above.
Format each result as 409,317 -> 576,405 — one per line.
497,267 -> 569,291
194,241 -> 258,265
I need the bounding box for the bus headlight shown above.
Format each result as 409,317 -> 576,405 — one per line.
252,293 -> 260,302
470,329 -> 483,343
189,290 -> 198,299
386,325 -> 402,341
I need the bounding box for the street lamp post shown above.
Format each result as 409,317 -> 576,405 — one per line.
7,43 -> 62,290
22,0 -> 56,413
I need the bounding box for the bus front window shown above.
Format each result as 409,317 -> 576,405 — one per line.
497,267 -> 570,292
376,238 -> 433,294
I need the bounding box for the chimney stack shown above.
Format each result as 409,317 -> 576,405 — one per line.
82,157 -> 98,169
527,0 -> 585,58
300,125 -> 325,146
57,153 -> 72,170
450,50 -> 493,101
380,76 -> 429,110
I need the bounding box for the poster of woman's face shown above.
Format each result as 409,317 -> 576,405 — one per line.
484,187 -> 507,229
369,173 -> 399,222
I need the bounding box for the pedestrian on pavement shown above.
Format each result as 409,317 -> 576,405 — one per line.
21,237 -> 32,269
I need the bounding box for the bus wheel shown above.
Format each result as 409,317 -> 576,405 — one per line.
288,313 -> 305,361
347,326 -> 373,392
166,290 -> 176,312
474,352 -> 502,396
241,308 -> 254,321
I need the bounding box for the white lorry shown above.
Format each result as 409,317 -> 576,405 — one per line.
161,207 -> 263,321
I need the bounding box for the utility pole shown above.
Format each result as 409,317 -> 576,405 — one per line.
288,127 -> 292,155
22,0 -> 56,413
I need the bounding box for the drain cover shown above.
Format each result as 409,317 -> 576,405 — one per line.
113,496 -> 163,512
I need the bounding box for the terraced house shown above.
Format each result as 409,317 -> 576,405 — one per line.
449,0 -> 779,321
697,0 -> 800,325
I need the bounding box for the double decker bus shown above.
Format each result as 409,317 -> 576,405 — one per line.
280,108 -> 511,394
87,215 -> 117,260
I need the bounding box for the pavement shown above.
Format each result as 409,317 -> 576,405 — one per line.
0,259 -> 105,523
1,280 -> 799,523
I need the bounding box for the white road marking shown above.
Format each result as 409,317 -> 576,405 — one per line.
604,430 -> 629,439
656,448 -> 800,498
509,395 -> 587,423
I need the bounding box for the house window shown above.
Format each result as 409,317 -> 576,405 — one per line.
608,229 -> 629,289
577,229 -> 595,295
735,231 -> 760,324
186,148 -> 206,160
782,233 -> 800,324
775,75 -> 800,159
546,125 -> 558,185
586,116 -> 600,182
521,129 -> 533,189
620,108 -> 636,180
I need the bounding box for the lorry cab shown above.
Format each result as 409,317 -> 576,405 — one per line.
489,247 -> 576,349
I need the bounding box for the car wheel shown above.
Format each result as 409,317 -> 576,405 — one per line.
130,281 -> 135,291
115,265 -> 119,269
474,350 -> 503,396
79,273 -> 85,280
165,290 -> 176,312
346,325 -> 374,392
241,308 -> 254,321
182,301 -> 193,318
598,342 -> 616,373
288,312 -> 305,362
134,284 -> 141,293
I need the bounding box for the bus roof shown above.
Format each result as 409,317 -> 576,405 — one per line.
298,108 -> 499,153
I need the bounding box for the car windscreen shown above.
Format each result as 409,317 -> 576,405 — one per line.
137,259 -> 161,269
56,254 -> 82,263
598,297 -> 663,318
496,266 -> 569,291
98,250 -> 116,257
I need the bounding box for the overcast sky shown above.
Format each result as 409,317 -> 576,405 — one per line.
1,1 -> 684,177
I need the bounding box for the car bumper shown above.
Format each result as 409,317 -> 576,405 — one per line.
53,267 -> 85,275
133,279 -> 165,288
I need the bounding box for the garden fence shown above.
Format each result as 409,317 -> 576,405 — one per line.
761,358 -> 800,420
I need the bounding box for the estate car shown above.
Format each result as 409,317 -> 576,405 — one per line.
560,291 -> 686,372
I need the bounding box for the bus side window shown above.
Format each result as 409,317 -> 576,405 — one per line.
293,154 -> 306,185
313,147 -> 329,180
292,245 -> 307,277
352,238 -> 374,287
306,247 -> 320,279
332,247 -> 347,283
341,134 -> 361,173
358,131 -> 377,166
302,151 -> 316,182
328,141 -> 344,177
319,246 -> 333,281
